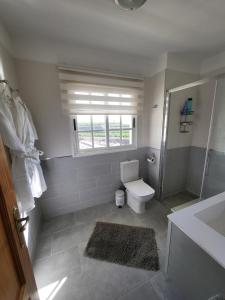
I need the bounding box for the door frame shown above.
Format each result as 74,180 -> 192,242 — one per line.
158,77 -> 218,201
0,136 -> 39,300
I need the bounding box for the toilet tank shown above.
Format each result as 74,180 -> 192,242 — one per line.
120,160 -> 139,183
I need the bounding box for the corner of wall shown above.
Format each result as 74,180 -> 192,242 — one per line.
200,51 -> 225,76
0,21 -> 14,56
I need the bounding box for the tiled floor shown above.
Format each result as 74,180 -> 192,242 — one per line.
162,191 -> 198,211
33,200 -> 180,300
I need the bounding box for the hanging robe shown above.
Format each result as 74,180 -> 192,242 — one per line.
0,85 -> 46,212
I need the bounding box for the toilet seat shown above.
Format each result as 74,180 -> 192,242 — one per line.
120,160 -> 155,214
124,179 -> 154,201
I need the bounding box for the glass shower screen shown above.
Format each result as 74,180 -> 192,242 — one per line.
201,78 -> 225,199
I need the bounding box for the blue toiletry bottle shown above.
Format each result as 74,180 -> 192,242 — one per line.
187,98 -> 192,114
181,100 -> 189,115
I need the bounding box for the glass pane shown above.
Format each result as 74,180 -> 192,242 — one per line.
122,115 -> 132,128
202,79 -> 225,199
109,130 -> 121,147
109,115 -> 120,129
121,130 -> 132,146
92,115 -> 106,131
93,131 -> 106,148
78,132 -> 92,149
77,115 -> 91,131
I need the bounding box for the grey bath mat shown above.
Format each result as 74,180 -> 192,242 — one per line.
84,222 -> 159,271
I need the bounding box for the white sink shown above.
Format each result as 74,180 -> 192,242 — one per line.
195,200 -> 225,237
168,192 -> 225,269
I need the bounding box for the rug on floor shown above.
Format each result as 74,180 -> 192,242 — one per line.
84,221 -> 159,271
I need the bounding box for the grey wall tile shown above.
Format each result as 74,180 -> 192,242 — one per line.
163,146 -> 225,199
40,147 -> 153,219
78,163 -> 111,179
168,224 -> 225,300
27,201 -> 43,261
186,146 -> 206,196
147,147 -> 161,195
77,177 -> 97,190
41,179 -> 78,200
41,192 -> 79,210
162,147 -> 190,198
201,149 -> 225,198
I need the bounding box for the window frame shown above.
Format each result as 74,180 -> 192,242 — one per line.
71,115 -> 137,157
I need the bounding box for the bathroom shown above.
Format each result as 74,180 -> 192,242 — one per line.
0,1 -> 225,300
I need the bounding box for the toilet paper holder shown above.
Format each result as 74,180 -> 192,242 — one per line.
147,153 -> 156,164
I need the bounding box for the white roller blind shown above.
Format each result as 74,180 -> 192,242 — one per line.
58,68 -> 144,115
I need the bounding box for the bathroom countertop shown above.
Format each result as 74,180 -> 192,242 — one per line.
168,192 -> 225,269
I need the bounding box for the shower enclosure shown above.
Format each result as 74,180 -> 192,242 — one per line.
159,75 -> 225,211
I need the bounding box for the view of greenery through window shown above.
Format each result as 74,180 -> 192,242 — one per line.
76,115 -> 133,150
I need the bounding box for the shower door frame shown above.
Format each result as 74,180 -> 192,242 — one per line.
158,76 -> 223,201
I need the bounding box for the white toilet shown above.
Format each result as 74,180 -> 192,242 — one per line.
120,160 -> 155,214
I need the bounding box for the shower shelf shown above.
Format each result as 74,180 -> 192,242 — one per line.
180,121 -> 193,125
180,111 -> 194,133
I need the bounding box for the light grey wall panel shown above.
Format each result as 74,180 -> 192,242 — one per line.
27,201 -> 42,261
168,224 -> 225,300
186,146 -> 206,196
162,147 -> 190,198
202,149 -> 225,198
40,147 -> 149,219
147,147 -> 161,197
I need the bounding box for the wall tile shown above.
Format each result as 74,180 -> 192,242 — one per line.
40,147 -> 152,219
77,163 -> 111,179
27,201 -> 42,261
162,147 -> 190,198
186,146 -> 206,196
147,147 -> 161,194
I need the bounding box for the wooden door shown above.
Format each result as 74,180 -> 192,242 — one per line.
0,136 -> 39,300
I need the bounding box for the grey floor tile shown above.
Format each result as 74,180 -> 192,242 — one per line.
150,272 -> 182,300
42,213 -> 75,236
35,201 -> 170,300
34,236 -> 52,260
34,246 -> 81,288
52,269 -> 116,300
118,280 -> 160,300
73,203 -> 114,226
79,247 -> 156,298
162,191 -> 197,211
51,223 -> 94,254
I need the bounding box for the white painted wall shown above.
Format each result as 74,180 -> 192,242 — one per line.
148,70 -> 166,149
14,37 -> 155,78
201,51 -> 225,76
0,22 -> 13,55
167,53 -> 201,75
165,69 -> 199,91
167,87 -> 197,149
165,69 -> 199,149
0,23 -> 42,260
15,59 -> 150,158
209,78 -> 225,153
15,59 -> 71,158
165,71 -> 218,151
0,44 -> 17,88
0,22 -> 17,87
191,80 -> 215,149
147,69 -> 200,150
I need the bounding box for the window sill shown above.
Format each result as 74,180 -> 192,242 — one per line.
73,146 -> 138,158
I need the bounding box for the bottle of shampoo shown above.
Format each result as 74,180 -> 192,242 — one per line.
181,100 -> 189,115
187,98 -> 192,114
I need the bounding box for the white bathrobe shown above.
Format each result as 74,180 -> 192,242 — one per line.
0,86 -> 46,212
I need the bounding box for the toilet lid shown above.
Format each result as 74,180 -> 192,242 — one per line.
124,179 -> 155,197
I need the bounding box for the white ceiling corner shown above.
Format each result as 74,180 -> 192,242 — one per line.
0,0 -> 225,76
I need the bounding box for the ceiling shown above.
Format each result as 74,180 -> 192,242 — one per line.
1,0 -> 225,72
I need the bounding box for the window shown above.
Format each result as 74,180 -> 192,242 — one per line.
58,68 -> 143,155
73,115 -> 136,155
